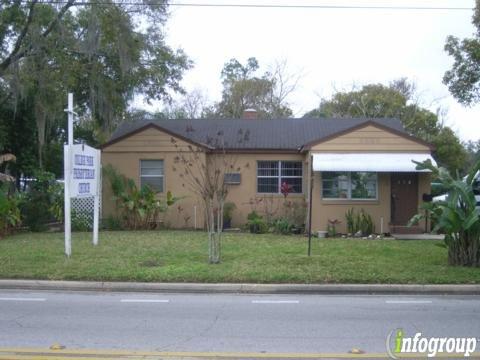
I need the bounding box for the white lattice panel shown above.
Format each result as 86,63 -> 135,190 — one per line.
71,193 -> 101,230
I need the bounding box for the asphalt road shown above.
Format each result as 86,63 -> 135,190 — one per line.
0,290 -> 479,356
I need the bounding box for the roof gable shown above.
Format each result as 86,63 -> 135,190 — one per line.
305,121 -> 433,152
101,122 -> 212,150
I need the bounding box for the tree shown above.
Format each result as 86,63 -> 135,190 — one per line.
304,81 -> 468,174
171,131 -> 249,264
160,89 -> 211,119
305,84 -> 406,119
432,127 -> 468,175
464,139 -> 480,169
213,57 -> 296,119
0,0 -> 191,172
443,0 -> 480,105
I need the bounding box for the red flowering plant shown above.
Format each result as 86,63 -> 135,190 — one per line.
327,219 -> 342,237
280,182 -> 292,198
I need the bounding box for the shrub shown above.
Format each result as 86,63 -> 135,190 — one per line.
272,218 -> 293,235
71,210 -> 91,232
20,171 -> 58,232
410,159 -> 480,267
102,216 -> 124,231
344,208 -> 375,236
327,219 -> 341,237
0,184 -> 21,237
223,202 -> 236,229
103,165 -> 177,230
283,200 -> 307,228
247,211 -> 268,234
345,208 -> 355,234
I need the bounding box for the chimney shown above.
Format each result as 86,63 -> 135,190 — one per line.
243,108 -> 258,120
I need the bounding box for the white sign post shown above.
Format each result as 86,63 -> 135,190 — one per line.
64,93 -> 101,257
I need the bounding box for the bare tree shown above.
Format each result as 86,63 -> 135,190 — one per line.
268,59 -> 303,108
171,129 -> 248,263
161,89 -> 211,119
181,89 -> 210,118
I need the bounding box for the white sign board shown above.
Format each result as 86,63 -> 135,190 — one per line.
69,144 -> 99,197
63,93 -> 101,257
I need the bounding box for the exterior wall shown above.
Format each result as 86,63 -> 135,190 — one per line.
310,125 -> 431,152
219,153 -> 308,228
310,171 -> 391,234
102,127 -> 206,228
102,128 -> 308,229
102,124 -> 432,232
310,171 -> 432,234
307,124 -> 432,234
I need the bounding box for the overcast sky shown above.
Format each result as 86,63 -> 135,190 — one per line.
140,0 -> 480,142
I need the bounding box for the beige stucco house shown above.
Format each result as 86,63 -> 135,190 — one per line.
101,115 -> 435,234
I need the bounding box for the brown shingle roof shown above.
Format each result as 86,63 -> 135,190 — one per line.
103,117 -> 411,151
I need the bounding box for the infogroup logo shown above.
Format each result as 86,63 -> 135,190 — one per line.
386,329 -> 478,358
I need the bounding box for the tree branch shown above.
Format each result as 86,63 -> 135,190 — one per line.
0,0 -> 76,76
0,0 -> 38,74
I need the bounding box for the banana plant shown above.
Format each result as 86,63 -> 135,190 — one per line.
103,165 -> 179,230
410,158 -> 480,266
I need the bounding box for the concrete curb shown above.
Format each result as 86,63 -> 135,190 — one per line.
0,280 -> 479,295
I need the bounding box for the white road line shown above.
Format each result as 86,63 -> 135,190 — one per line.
386,300 -> 432,304
0,297 -> 46,302
252,300 -> 300,304
120,299 -> 170,303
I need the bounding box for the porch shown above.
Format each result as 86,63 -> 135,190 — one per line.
308,152 -> 436,235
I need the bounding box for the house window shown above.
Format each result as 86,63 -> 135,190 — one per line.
257,161 -> 303,194
322,172 -> 377,200
140,160 -> 164,192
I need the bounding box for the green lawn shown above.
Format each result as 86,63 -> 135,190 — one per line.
0,231 -> 479,284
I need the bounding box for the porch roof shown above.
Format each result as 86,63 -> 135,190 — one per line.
312,153 -> 436,172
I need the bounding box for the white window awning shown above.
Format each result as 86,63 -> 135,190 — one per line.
312,153 -> 436,172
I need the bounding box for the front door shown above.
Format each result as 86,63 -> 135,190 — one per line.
391,173 -> 418,225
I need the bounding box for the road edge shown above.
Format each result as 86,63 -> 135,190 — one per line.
0,280 -> 479,295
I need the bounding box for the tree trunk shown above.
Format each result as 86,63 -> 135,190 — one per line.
448,234 -> 480,267
207,198 -> 221,264
34,101 -> 46,169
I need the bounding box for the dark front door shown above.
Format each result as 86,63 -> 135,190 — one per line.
391,173 -> 418,225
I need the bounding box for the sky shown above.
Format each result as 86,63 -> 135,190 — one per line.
140,0 -> 480,142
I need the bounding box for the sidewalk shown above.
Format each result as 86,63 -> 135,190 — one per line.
0,279 -> 479,295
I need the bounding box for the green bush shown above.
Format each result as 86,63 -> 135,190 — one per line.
102,216 -> 124,231
345,207 -> 375,236
345,208 -> 355,234
0,184 -> 21,237
71,210 -> 91,232
272,218 -> 293,235
247,211 -> 268,234
20,171 -> 58,232
223,202 -> 236,229
103,165 -> 177,230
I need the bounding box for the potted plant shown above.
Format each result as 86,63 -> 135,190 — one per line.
223,202 -> 236,229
